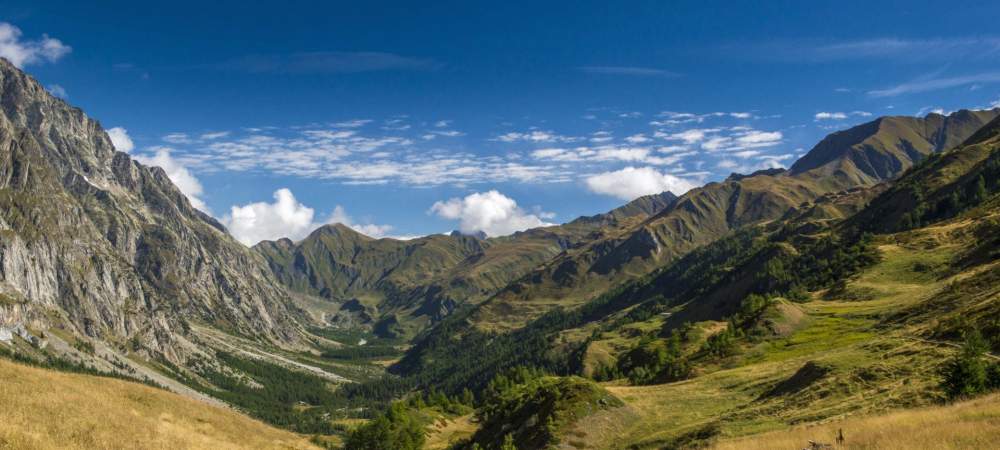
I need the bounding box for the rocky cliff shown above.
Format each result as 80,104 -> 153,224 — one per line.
0,57 -> 302,362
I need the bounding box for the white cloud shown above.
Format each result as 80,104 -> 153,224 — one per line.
430,190 -> 553,237
529,144 -> 688,166
422,129 -> 465,140
46,84 -> 67,98
106,127 -> 134,153
815,111 -> 872,120
332,119 -> 372,128
325,205 -> 394,238
666,128 -> 715,144
200,131 -> 230,140
0,22 -> 71,68
701,129 -> 783,152
590,131 -> 614,143
162,132 -> 193,144
134,148 -> 208,212
221,188 -> 394,246
585,166 -> 698,200
736,130 -> 782,146
814,112 -> 848,120
222,189 -> 317,246
625,133 -> 651,144
869,71 -> 1000,97
494,130 -> 578,143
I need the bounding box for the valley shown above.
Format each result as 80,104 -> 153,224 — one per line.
2,20 -> 1000,449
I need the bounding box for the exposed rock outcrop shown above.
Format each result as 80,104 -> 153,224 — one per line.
0,57 -> 302,363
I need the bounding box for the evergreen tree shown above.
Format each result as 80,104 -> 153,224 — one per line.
942,330 -> 989,399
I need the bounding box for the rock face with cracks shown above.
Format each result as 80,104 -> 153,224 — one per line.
0,57 -> 302,363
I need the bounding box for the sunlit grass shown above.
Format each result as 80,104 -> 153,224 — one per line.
0,358 -> 318,450
712,393 -> 1000,450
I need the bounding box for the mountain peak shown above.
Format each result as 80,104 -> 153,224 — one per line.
309,222 -> 375,241
450,230 -> 488,240
789,109 -> 1000,181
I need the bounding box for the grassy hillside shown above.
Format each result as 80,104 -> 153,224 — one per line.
0,358 -> 320,450
712,393 -> 1000,450
373,116 -> 1000,449
464,109 -> 1000,333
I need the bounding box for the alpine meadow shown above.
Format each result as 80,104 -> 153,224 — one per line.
2,2 -> 1000,449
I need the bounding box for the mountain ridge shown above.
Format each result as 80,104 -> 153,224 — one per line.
0,57 -> 303,364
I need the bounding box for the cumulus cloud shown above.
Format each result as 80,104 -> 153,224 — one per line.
221,188 -> 394,245
430,190 -> 553,237
221,189 -> 317,245
585,166 -> 698,200
106,127 -> 134,153
0,22 -> 71,68
134,148 -> 208,212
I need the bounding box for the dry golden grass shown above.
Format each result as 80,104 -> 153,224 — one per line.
712,393 -> 1000,450
0,358 -> 319,450
424,413 -> 477,449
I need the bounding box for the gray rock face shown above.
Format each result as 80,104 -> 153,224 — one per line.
0,57 -> 302,362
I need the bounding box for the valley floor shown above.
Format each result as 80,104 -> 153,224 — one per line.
0,358 -> 320,450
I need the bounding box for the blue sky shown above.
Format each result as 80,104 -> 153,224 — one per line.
5,1 -> 1000,244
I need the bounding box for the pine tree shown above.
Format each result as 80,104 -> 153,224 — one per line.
500,434 -> 518,450
971,175 -> 988,204
942,330 -> 989,399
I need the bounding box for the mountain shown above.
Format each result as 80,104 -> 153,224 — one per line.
254,191 -> 677,337
0,57 -> 302,364
376,112 -> 1000,449
464,109 -> 1000,330
789,110 -> 1000,182
254,110 -> 1000,339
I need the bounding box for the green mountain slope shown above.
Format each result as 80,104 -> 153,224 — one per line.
254,192 -> 677,337
380,110 -> 1000,450
466,109 -> 1000,331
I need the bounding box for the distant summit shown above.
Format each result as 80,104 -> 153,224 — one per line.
450,230 -> 488,240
